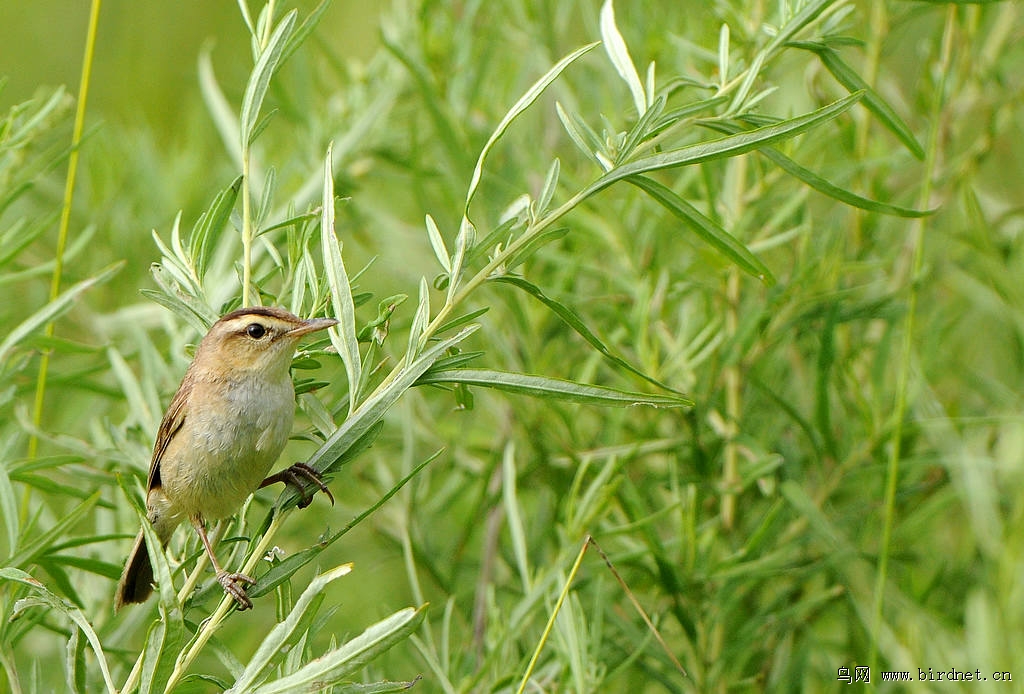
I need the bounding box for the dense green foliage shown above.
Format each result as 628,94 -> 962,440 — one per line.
1,0 -> 1022,691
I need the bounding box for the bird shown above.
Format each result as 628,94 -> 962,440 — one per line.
115,306 -> 338,611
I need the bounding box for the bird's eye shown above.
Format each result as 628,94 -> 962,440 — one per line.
246,323 -> 267,339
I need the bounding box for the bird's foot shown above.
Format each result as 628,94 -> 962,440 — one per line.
216,570 -> 256,610
261,462 -> 335,509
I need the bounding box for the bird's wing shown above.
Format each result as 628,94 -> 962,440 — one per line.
147,376 -> 191,491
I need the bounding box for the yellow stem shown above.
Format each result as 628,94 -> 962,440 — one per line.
27,0 -> 102,459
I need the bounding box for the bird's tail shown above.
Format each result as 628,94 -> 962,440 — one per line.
114,530 -> 156,610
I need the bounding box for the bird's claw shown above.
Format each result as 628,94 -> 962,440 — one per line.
217,570 -> 256,610
267,462 -> 335,509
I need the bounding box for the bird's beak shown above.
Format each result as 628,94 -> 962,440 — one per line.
287,317 -> 338,337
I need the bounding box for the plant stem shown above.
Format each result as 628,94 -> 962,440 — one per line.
868,3 -> 953,676
163,513 -> 286,693
28,0 -> 101,459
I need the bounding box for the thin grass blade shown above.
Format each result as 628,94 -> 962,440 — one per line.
416,368 -> 692,408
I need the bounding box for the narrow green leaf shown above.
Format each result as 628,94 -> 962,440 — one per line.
198,46 -> 242,167
718,23 -> 730,88
652,95 -> 729,131
492,275 -> 689,394
255,166 -> 277,227
330,679 -> 423,693
600,0 -> 647,115
239,10 -> 297,146
795,42 -> 924,158
228,564 -> 354,693
407,277 -> 430,361
4,492 -> 101,570
465,42 -> 599,215
759,145 -> 931,216
424,214 -> 451,273
0,263 -> 121,368
556,102 -> 604,166
304,326 -> 479,475
1,568 -> 117,694
580,91 -> 863,200
763,0 -> 835,56
728,50 -> 766,114
447,216 -> 475,304
321,142 -> 362,415
535,159 -> 561,218
434,307 -> 489,337
139,601 -> 185,694
65,627 -> 86,694
627,175 -> 775,283
0,452 -> 18,555
280,0 -> 330,64
502,443 -> 531,591
246,606 -> 426,694
617,94 -> 666,165
416,369 -> 692,408
138,288 -> 210,336
191,176 -> 242,280
702,118 -> 933,216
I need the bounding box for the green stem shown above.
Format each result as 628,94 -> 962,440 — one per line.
27,0 -> 102,460
868,3 -> 953,676
241,153 -> 253,306
162,514 -> 286,693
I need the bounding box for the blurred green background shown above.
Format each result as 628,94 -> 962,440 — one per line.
3,0 -> 1024,691
0,0 -> 378,137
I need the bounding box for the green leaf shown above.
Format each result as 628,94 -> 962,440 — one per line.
762,0 -> 836,57
0,263 -> 121,369
502,443 -> 531,591
433,307 -> 489,337
1,568 -> 117,693
0,449 -> 18,555
407,277 -> 430,360
416,369 -> 692,408
556,102 -> 606,167
578,91 -> 864,200
464,42 -> 599,216
600,0 -> 647,115
304,326 -> 478,476
446,216 -> 475,303
190,176 -> 242,281
700,118 -> 933,216
760,145 -> 932,216
228,564 -> 354,693
534,158 -> 561,219
617,94 -> 666,164
239,10 -> 297,146
321,142 -> 362,415
793,42 -> 924,159
626,175 -> 775,284
491,275 -> 690,393
424,214 -> 451,273
280,0 -> 331,64
244,606 -> 427,694
3,492 -> 101,570
139,601 -> 185,694
198,46 -> 241,167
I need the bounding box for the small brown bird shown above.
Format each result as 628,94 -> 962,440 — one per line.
115,307 -> 337,611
